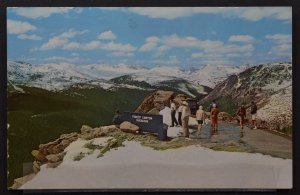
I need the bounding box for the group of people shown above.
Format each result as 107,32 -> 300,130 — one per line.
112,98 -> 258,139
170,99 -> 258,138
236,101 -> 258,130
170,99 -> 220,138
170,99 -> 191,138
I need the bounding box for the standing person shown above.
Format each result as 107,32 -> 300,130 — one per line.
170,99 -> 178,127
177,102 -> 183,126
250,101 -> 258,129
112,110 -> 122,127
182,101 -> 191,138
236,104 -> 246,129
196,105 -> 206,137
210,104 -> 219,133
209,100 -> 218,127
209,100 -> 218,112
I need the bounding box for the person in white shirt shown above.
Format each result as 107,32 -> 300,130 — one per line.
196,105 -> 206,137
181,101 -> 191,138
177,103 -> 183,126
170,99 -> 178,127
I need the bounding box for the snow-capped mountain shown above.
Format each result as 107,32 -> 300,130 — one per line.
7,60 -> 246,94
198,62 -> 292,132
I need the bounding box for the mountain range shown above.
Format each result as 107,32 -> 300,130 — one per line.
7,61 -> 247,98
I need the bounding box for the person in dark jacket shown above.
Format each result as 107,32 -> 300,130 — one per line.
112,110 -> 122,127
250,101 -> 258,129
170,99 -> 179,127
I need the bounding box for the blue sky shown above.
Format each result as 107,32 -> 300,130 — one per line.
7,7 -> 292,68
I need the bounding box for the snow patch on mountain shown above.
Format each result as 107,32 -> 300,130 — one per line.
7,60 -> 247,91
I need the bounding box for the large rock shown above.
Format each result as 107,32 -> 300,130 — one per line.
80,125 -> 93,134
135,90 -> 175,113
120,121 -> 139,133
46,152 -> 66,163
59,132 -> 78,142
31,150 -> 47,163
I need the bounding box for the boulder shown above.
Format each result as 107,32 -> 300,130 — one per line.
47,144 -> 62,154
46,152 -> 66,163
31,150 -> 47,163
135,90 -> 175,113
60,139 -> 71,148
120,121 -> 139,133
59,132 -> 78,142
81,125 -> 93,134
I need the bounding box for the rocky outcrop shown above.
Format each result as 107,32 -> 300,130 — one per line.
135,90 -> 190,113
31,132 -> 79,175
120,121 -> 139,134
135,90 -> 175,113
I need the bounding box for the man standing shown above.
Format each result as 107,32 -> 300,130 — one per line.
170,99 -> 178,127
236,104 -> 246,129
250,101 -> 258,129
182,101 -> 191,138
177,102 -> 183,126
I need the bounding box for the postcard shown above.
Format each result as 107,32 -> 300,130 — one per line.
7,7 -> 292,190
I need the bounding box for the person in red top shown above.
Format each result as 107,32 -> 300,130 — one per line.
236,104 -> 246,129
210,104 -> 219,134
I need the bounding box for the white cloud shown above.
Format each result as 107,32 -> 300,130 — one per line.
17,34 -> 42,40
111,51 -> 134,57
103,7 -> 291,22
45,56 -> 80,63
7,19 -> 37,34
12,7 -> 73,19
40,29 -> 88,50
239,7 -> 291,22
191,53 -> 205,58
265,34 -> 291,44
229,35 -> 255,43
139,36 -> 159,52
82,41 -> 102,50
63,42 -> 81,50
40,36 -> 69,50
272,44 -> 291,52
97,30 -> 117,40
226,53 -> 241,58
102,42 -> 136,52
128,7 -> 193,20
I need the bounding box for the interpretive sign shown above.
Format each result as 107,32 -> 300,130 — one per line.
122,111 -> 167,141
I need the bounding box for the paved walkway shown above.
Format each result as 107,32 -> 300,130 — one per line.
188,121 -> 292,159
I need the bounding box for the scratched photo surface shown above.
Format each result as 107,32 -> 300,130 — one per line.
7,7 -> 292,189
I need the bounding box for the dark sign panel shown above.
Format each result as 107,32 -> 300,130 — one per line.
122,112 -> 167,141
